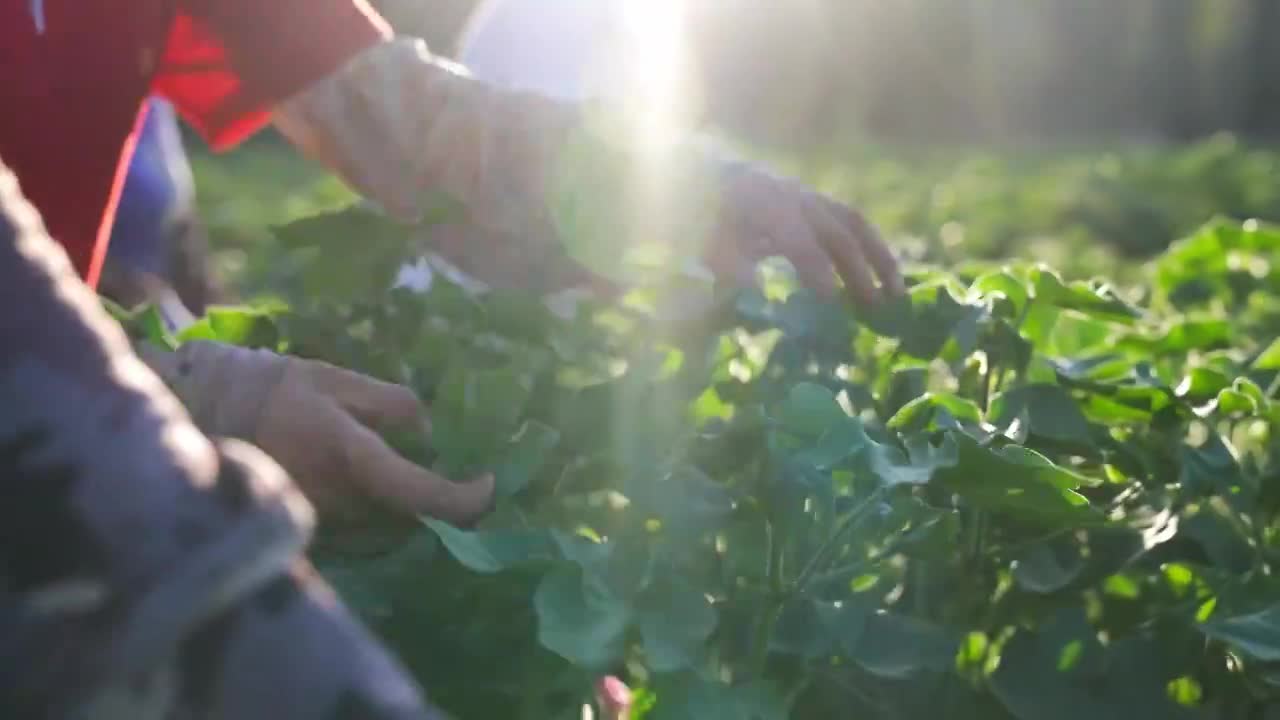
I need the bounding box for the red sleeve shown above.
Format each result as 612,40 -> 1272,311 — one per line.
153,0 -> 393,151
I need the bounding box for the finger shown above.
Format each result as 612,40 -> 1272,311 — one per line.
703,209 -> 761,289
828,199 -> 905,297
300,359 -> 423,428
330,405 -> 495,526
784,225 -> 842,300
744,187 -> 841,297
805,195 -> 878,304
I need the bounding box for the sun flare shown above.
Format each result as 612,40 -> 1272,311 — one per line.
617,0 -> 689,148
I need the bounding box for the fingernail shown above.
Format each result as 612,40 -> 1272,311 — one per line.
450,474 -> 496,529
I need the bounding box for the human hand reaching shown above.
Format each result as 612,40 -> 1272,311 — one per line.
142,340 -> 495,527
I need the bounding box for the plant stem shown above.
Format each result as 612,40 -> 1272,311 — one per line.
748,520 -> 784,678
792,490 -> 882,593
747,600 -> 783,679
980,363 -> 994,414
804,532 -> 907,588
963,507 -> 988,621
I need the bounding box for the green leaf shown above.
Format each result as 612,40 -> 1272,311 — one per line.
211,306 -> 278,346
422,519 -> 556,573
482,288 -> 559,342
431,357 -> 539,474
1198,604 -> 1280,662
887,392 -> 983,431
771,597 -> 846,658
271,204 -> 413,303
843,611 -> 960,679
775,381 -> 848,438
174,318 -> 218,343
773,289 -> 853,346
492,420 -> 560,498
625,465 -> 736,541
1178,434 -> 1248,502
983,318 -> 1034,376
1119,318 -> 1232,355
1174,367 -> 1231,402
636,578 -> 717,672
1013,536 -> 1086,593
972,270 -> 1030,316
1215,387 -> 1257,416
123,305 -> 177,350
991,610 -> 1197,720
1253,337 -> 1280,370
534,566 -> 632,669
905,285 -> 986,359
989,384 -> 1093,445
551,530 -> 614,570
1030,266 -> 1141,323
934,434 -> 1096,527
791,417 -> 871,469
862,433 -> 960,488
855,291 -> 914,338
648,674 -> 790,720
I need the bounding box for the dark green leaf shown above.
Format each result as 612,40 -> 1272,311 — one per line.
843,611 -> 960,679
271,205 -> 412,303
861,432 -> 960,488
423,519 -> 557,573
492,420 -> 560,498
1030,266 -> 1142,323
991,610 -> 1197,720
648,674 -> 790,720
534,566 -> 632,669
636,578 -> 717,671
887,392 -> 983,432
1013,536 -> 1086,593
775,381 -> 848,438
934,434 -> 1096,527
989,384 -> 1092,445
1199,604 -> 1280,662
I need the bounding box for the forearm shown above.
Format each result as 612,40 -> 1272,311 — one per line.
0,162 -> 442,717
271,38 -> 722,291
273,38 -> 590,228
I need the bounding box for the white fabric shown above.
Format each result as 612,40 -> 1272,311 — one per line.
455,0 -> 634,102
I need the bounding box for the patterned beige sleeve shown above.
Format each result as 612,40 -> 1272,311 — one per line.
272,37 -> 722,295
273,39 -> 578,230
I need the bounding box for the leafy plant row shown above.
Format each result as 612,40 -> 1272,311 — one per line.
122,214 -> 1280,720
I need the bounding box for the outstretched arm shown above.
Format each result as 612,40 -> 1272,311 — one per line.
0,159 -> 447,718
271,37 -> 904,304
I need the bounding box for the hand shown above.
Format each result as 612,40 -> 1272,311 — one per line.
141,340 -> 495,527
703,158 -> 905,304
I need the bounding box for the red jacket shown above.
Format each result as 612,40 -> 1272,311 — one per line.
0,0 -> 391,288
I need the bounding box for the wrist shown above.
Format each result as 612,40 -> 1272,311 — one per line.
140,341 -> 288,442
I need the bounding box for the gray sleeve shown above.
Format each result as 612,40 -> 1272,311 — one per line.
0,160 -> 446,719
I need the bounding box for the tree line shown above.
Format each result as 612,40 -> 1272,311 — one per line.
374,0 -> 1280,147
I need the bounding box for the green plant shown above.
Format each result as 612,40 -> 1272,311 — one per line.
126,211 -> 1280,720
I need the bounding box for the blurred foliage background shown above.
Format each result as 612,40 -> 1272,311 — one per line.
374,0 -> 1280,145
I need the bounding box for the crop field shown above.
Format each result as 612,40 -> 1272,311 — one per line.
142,136 -> 1280,719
